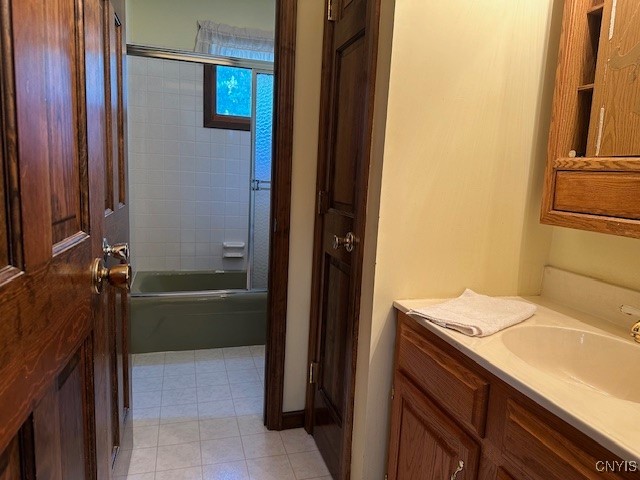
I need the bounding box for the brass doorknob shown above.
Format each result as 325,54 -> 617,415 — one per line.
91,258 -> 131,294
103,238 -> 130,262
332,232 -> 357,252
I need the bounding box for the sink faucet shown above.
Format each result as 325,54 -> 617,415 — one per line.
620,305 -> 640,343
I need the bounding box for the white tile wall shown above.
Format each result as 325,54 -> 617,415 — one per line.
128,56 -> 251,272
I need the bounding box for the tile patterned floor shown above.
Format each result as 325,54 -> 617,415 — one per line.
115,346 -> 331,480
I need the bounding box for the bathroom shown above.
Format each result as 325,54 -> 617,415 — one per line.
122,0 -> 640,477
1,0 -> 640,479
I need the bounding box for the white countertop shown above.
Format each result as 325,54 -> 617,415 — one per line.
394,295 -> 640,461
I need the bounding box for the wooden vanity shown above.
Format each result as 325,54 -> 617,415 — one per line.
387,310 -> 638,480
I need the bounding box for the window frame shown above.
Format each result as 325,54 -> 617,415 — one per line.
203,64 -> 251,131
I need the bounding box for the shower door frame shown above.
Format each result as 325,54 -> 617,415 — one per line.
247,68 -> 273,292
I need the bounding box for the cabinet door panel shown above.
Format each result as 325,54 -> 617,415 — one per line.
387,373 -> 479,480
502,399 -> 619,480
593,0 -> 640,157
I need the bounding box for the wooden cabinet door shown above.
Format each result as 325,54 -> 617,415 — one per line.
387,373 -> 480,480
590,0 -> 640,157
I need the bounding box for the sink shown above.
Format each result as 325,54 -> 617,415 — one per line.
502,326 -> 640,403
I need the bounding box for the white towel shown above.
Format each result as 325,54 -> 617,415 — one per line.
408,289 -> 536,337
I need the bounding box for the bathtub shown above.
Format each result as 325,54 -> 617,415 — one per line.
130,271 -> 267,353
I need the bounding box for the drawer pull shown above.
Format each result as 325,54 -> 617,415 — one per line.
450,460 -> 464,480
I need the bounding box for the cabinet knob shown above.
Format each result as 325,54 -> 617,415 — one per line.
450,460 -> 464,480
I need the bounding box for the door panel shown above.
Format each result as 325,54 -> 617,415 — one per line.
318,257 -> 350,416
0,437 -> 21,480
0,120 -> 7,269
44,0 -> 87,246
387,374 -> 480,480
307,0 -> 380,477
330,37 -> 366,211
34,349 -> 90,480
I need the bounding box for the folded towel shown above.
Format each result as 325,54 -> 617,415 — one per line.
408,289 -> 536,337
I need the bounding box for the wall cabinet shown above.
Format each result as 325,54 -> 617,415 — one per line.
387,311 -> 636,480
541,0 -> 640,237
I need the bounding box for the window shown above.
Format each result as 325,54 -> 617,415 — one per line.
203,65 -> 252,131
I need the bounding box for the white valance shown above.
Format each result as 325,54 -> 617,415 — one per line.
194,21 -> 275,62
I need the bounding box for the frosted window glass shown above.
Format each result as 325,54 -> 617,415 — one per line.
251,73 -> 274,290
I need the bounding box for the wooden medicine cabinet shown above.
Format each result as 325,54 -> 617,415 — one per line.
541,0 -> 640,237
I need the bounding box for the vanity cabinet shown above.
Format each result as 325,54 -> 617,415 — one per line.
387,374 -> 480,480
387,311 -> 636,480
540,0 -> 640,238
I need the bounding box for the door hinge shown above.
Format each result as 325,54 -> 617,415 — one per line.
309,362 -> 319,384
317,190 -> 328,215
385,475 -> 389,480
327,0 -> 336,21
391,385 -> 395,400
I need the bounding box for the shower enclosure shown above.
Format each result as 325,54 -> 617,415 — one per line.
127,49 -> 274,352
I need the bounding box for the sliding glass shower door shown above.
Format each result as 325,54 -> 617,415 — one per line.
248,71 -> 274,290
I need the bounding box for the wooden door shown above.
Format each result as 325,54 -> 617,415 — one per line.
387,374 -> 480,480
305,0 -> 382,477
0,0 -> 128,478
102,0 -> 131,465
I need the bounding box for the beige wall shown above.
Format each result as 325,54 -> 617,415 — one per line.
283,0 -> 324,411
127,0 -> 276,51
351,0 -> 561,477
548,229 -> 640,291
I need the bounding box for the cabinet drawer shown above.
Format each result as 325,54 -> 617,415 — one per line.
397,321 -> 489,436
502,399 -> 621,480
553,171 -> 640,220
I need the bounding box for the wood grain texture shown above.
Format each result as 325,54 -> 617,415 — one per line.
541,0 -> 640,237
553,156 -> 640,170
502,399 -> 619,480
389,311 -> 637,480
398,323 -> 489,437
46,0 -> 85,246
0,0 -> 21,277
0,1 -> 128,479
553,171 -> 640,219
387,372 -> 480,480
305,0 -> 383,477
102,0 -> 131,472
0,436 -> 20,480
264,0 -> 297,431
592,0 -> 640,157
10,0 -> 53,267
495,467 -> 517,480
0,118 -> 7,269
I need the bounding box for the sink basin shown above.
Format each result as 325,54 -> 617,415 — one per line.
502,326 -> 640,403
